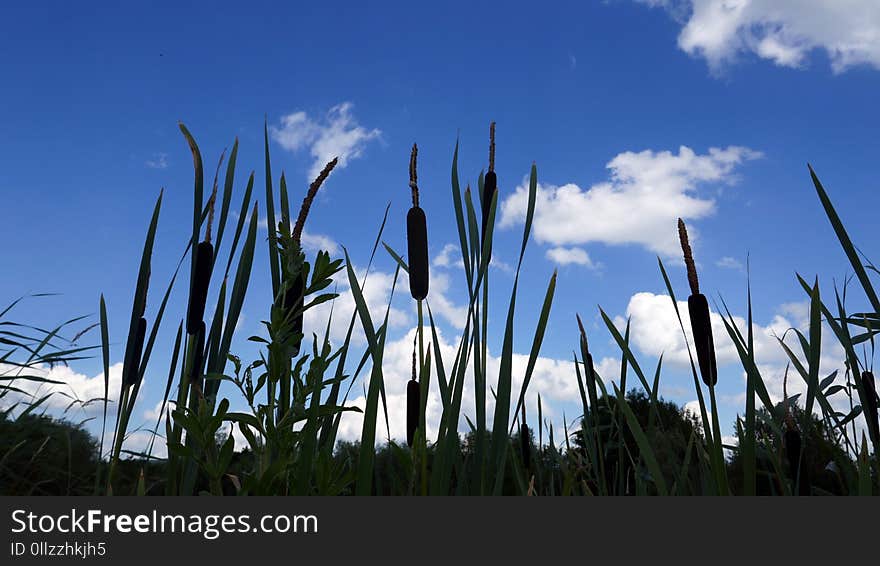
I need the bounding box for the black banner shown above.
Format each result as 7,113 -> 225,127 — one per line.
0,497 -> 873,562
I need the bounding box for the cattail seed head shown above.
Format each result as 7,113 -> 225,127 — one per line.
406,378 -> 419,448
292,157 -> 337,245
191,321 -> 206,393
862,370 -> 879,445
687,293 -> 717,386
678,218 -> 699,295
679,218 -> 717,387
407,205 -> 429,301
406,143 -> 428,300
281,272 -> 305,357
482,123 -> 497,239
186,241 -> 214,334
520,401 -> 530,469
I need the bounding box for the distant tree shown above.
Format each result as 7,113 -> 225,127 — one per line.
0,413 -> 99,495
727,402 -> 855,495
571,389 -> 703,495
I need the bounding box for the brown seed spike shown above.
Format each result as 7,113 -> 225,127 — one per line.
678,218 -> 699,295
409,143 -> 419,208
292,157 -> 338,245
488,122 -> 496,172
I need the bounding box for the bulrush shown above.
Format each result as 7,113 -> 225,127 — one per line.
863,370 -> 879,446
520,403 -> 530,470
678,219 -> 717,387
285,157 -> 338,357
186,240 -> 214,335
191,321 -> 206,394
406,341 -> 419,448
481,122 -> 497,241
187,169 -> 219,336
123,317 -> 147,386
406,143 -> 429,301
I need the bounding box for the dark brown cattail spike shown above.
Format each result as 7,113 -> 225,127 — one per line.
186,241 -> 214,335
678,219 -> 717,387
863,371 -> 879,447
520,402 -> 530,470
407,144 -> 429,301
406,378 -> 419,448
407,339 -> 419,447
285,274 -> 305,357
191,321 -> 206,394
482,122 -> 497,240
123,317 -> 147,386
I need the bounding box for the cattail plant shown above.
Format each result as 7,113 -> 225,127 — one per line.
280,156 -> 338,357
407,339 -> 419,448
520,403 -> 530,470
863,370 -> 879,448
482,122 -> 497,241
678,219 -> 717,387
406,143 -> 429,301
405,143 -> 428,448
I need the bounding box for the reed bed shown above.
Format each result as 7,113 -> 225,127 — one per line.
2,124 -> 879,496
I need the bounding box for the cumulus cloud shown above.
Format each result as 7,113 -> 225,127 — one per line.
546,246 -> 597,267
500,145 -> 761,257
636,0 -> 880,73
271,102 -> 381,180
0,362 -> 124,418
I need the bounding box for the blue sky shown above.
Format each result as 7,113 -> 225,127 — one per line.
2,0 -> 880,450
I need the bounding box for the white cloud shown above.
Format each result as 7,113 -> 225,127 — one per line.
300,231 -> 340,255
546,246 -> 597,267
716,256 -> 744,270
637,0 -> 880,73
433,243 -> 462,269
500,145 -> 761,257
271,102 -> 381,180
0,362 -> 124,417
145,153 -> 168,169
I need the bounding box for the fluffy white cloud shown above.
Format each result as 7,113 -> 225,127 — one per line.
637,0 -> 880,73
270,102 -> 381,180
546,246 -> 597,267
433,243 -> 460,269
0,362 -> 124,418
500,145 -> 761,257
